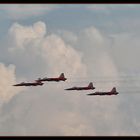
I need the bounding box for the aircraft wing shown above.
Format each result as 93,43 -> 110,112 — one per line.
86,93 -> 96,95
65,88 -> 73,90
65,87 -> 77,90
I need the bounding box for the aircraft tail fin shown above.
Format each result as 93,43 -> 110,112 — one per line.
36,78 -> 41,82
88,82 -> 94,89
59,73 -> 65,79
35,79 -> 43,83
111,87 -> 116,93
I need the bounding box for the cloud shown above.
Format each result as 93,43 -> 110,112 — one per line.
87,4 -> 139,14
87,4 -> 111,15
109,32 -> 140,71
0,63 -> 23,103
75,26 -> 120,90
86,4 -> 140,33
0,21 -> 123,136
1,21 -> 140,136
8,21 -> 46,50
0,4 -> 58,20
8,21 -> 87,79
41,34 -> 87,77
55,30 -> 78,45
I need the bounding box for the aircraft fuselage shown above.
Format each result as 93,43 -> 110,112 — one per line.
87,92 -> 119,96
65,87 -> 95,90
13,82 -> 44,86
39,78 -> 67,82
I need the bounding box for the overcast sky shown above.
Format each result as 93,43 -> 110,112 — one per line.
0,4 -> 140,136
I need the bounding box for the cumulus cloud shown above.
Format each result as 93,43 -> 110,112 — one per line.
1,20 -> 140,136
0,4 -> 58,19
8,21 -> 87,79
55,30 -> 78,45
8,21 -> 46,50
41,34 -> 87,77
75,26 -> 120,90
0,21 -> 121,136
7,21 -> 119,88
0,63 -> 23,103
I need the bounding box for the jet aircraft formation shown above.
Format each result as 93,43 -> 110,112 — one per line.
13,73 -> 66,87
13,73 -> 119,96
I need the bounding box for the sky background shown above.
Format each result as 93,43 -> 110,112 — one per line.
1,4 -> 140,136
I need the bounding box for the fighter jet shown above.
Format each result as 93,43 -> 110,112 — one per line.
36,73 -> 67,82
87,87 -> 119,96
13,80 -> 44,86
65,82 -> 95,90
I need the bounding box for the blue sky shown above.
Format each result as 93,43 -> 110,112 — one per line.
1,4 -> 140,136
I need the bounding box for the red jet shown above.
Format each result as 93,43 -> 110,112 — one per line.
36,73 -> 67,82
65,82 -> 95,90
13,80 -> 44,86
87,87 -> 119,96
